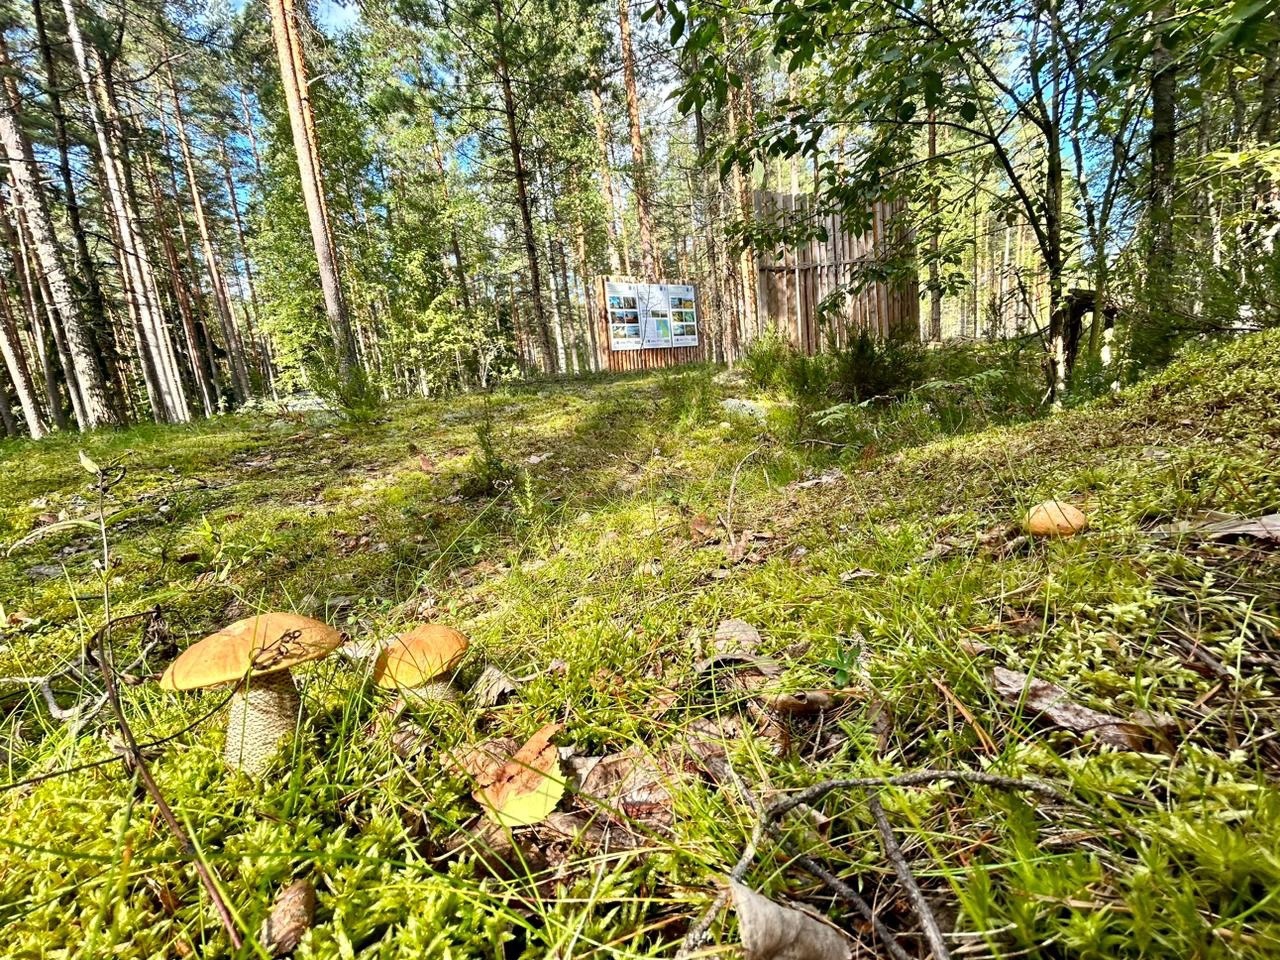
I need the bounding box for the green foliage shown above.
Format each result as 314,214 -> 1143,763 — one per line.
3,319 -> 1280,957
460,398 -> 514,497
660,367 -> 720,427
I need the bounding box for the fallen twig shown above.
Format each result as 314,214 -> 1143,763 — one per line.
782,840 -> 913,960
870,794 -> 951,960
95,612 -> 244,949
721,445 -> 764,550
680,767 -> 1063,957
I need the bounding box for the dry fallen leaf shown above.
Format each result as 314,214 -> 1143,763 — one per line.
472,665 -> 519,708
730,881 -> 854,960
576,747 -> 676,829
690,513 -> 720,542
992,666 -> 1150,750
472,723 -> 566,827
713,618 -> 762,656
259,878 -> 315,957
417,453 -> 438,473
793,469 -> 844,490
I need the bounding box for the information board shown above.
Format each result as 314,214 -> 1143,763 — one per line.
605,281 -> 698,351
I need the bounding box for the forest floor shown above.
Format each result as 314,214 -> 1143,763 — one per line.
2,330 -> 1279,959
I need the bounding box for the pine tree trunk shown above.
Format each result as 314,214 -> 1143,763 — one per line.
220,140 -> 269,390
618,0 -> 657,277
165,66 -> 252,403
591,85 -> 626,275
727,88 -> 758,346
1148,1 -> 1176,324
31,0 -> 123,419
0,41 -> 118,429
239,89 -> 266,182
430,141 -> 472,312
490,0 -> 555,373
0,186 -> 66,428
58,2 -> 189,423
268,0 -> 360,378
144,149 -> 219,415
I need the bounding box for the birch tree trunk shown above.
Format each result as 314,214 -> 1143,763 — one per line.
0,35 -> 119,429
0,274 -> 48,438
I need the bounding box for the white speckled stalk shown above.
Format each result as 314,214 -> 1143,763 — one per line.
403,680 -> 458,704
224,671 -> 301,775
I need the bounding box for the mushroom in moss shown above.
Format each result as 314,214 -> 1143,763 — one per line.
159,613 -> 343,775
373,624 -> 470,703
1024,499 -> 1089,538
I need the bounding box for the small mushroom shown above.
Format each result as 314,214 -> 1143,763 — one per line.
159,613 -> 343,775
373,624 -> 470,703
1024,499 -> 1088,538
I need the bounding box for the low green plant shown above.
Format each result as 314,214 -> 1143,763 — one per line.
460,398 -> 513,496
304,348 -> 382,422
660,367 -> 719,426
827,329 -> 926,402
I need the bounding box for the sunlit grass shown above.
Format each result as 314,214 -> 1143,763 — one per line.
1,333 -> 1279,957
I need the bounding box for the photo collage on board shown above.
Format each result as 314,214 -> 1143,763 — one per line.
606,289 -> 642,351
604,282 -> 698,351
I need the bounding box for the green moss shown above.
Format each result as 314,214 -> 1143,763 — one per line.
2,331 -> 1279,957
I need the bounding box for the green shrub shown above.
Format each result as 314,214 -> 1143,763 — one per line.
739,332 -> 795,392
827,330 -> 926,403
460,399 -> 513,496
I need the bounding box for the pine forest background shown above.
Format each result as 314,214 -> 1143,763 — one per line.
0,0 -> 1277,438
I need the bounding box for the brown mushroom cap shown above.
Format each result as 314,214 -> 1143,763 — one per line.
373,624 -> 470,689
160,613 -> 343,691
1024,500 -> 1089,538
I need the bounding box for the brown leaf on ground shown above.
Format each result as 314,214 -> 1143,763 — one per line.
446,818 -> 548,880
969,612 -> 1043,636
472,666 -> 519,708
417,453 -> 438,473
443,735 -> 522,782
730,881 -> 854,960
536,810 -> 642,852
793,469 -> 845,490
690,513 -> 720,542
713,618 -> 762,657
471,723 -> 566,826
259,879 -> 315,957
575,747 -> 677,829
992,666 -> 1154,750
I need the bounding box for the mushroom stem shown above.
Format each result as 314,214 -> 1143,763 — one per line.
224,671 -> 301,775
404,680 -> 458,704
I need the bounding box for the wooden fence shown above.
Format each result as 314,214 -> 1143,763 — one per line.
752,191 -> 919,353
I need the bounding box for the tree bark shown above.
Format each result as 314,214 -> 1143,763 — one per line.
0,273 -> 48,438
268,0 -> 361,378
165,65 -> 252,403
618,0 -> 657,277
1148,2 -> 1176,294
31,0 -> 123,417
58,2 -> 190,423
490,0 -> 555,373
0,32 -> 119,429
591,85 -> 628,275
